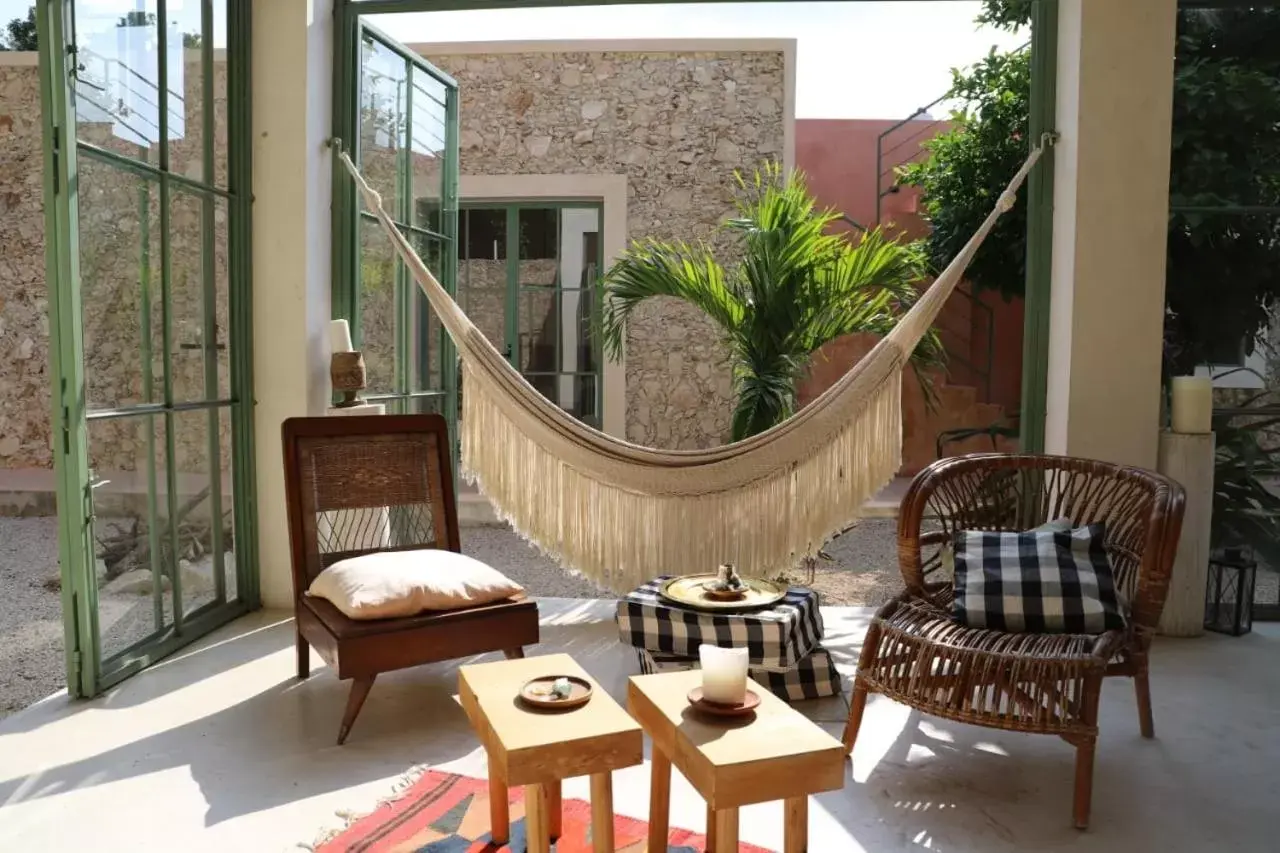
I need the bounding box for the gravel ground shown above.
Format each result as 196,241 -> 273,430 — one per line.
0,517 -> 903,719
462,519 -> 905,607
0,518 -> 66,719
795,518 -> 906,608
461,527 -> 609,598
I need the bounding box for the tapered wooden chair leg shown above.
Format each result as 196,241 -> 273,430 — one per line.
337,676 -> 376,745
296,632 -> 310,680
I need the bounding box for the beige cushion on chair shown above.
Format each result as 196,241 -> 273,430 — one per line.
307,549 -> 524,620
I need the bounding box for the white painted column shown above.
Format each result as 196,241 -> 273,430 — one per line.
252,0 -> 334,607
1044,0 -> 1177,469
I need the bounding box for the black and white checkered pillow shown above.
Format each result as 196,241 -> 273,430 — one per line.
953,522 -> 1126,634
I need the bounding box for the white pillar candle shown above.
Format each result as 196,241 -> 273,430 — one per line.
329,318 -> 354,355
1170,376 -> 1213,434
699,644 -> 748,705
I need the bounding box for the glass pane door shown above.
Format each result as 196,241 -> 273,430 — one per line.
40,0 -> 254,696
456,203 -> 605,428
515,206 -> 604,428
353,23 -> 458,421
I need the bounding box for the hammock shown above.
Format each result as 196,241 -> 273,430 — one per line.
338,140 -> 1047,593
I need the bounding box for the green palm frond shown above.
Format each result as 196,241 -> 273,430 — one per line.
599,239 -> 743,362
600,161 -> 944,441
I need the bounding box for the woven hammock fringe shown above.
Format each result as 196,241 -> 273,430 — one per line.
461,365 -> 903,593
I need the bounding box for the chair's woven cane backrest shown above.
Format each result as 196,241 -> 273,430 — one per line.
282,415 -> 461,598
905,454 -> 1186,632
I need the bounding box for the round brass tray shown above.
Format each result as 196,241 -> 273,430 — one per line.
519,675 -> 593,710
657,574 -> 788,612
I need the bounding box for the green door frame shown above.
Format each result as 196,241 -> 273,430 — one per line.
39,0 -> 258,697
458,201 -> 607,426
1018,0 -> 1057,455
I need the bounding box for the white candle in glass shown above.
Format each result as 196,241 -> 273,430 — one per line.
329,318 -> 354,355
699,644 -> 748,705
1170,376 -> 1212,434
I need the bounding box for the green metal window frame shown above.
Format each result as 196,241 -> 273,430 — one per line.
39,0 -> 257,697
336,20 -> 459,430
459,201 -> 607,427
1017,0 -> 1057,454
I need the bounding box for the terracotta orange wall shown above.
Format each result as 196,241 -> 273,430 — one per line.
796,118 -> 1024,415
797,333 -> 1014,476
795,117 -> 946,240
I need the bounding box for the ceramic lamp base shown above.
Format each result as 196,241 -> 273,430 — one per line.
330,351 -> 368,408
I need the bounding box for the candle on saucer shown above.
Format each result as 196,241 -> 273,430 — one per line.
1170,376 -> 1212,434
329,318 -> 354,355
699,644 -> 748,705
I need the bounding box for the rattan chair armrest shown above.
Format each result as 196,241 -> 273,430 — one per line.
1127,483 -> 1187,634
896,472 -> 948,594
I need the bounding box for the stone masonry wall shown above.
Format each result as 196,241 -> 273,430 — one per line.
0,63 -> 46,467
0,46 -> 786,481
0,56 -> 231,481
427,48 -> 787,448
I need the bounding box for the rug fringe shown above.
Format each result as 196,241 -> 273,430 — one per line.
298,763 -> 434,851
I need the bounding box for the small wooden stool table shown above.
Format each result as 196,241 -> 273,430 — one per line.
627,670 -> 845,853
459,653 -> 643,853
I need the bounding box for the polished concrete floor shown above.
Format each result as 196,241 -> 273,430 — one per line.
0,599 -> 1276,852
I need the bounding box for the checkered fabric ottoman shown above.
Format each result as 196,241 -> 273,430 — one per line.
615,576 -> 842,701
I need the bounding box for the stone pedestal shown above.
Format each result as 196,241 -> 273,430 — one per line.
1157,430 -> 1215,637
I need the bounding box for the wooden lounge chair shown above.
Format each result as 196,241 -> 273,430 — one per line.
842,454 -> 1185,829
282,414 -> 539,744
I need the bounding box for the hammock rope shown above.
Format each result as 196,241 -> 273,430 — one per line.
337,139 -> 1049,592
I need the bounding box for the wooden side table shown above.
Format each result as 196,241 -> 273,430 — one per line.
459,653 -> 643,853
627,670 -> 845,853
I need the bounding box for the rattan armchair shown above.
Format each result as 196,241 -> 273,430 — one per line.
842,454 -> 1186,829
282,414 -> 539,745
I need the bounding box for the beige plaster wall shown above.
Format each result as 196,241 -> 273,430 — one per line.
1045,0 -> 1177,468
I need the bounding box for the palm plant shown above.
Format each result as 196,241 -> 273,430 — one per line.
600,162 -> 945,441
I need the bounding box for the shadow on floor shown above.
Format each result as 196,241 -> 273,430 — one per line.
0,601 -> 639,829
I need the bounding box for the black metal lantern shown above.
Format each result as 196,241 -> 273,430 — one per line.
1204,546 -> 1258,636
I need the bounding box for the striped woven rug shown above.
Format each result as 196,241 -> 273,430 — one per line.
315,769 -> 773,852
